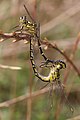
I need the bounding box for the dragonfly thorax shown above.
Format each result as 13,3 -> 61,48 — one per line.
49,66 -> 60,81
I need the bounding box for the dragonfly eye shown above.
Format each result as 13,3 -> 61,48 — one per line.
20,16 -> 23,20
60,61 -> 66,69
23,16 -> 26,20
54,60 -> 66,69
20,16 -> 26,20
19,17 -> 22,20
58,62 -> 66,69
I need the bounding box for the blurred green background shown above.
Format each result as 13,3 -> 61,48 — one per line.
0,0 -> 80,120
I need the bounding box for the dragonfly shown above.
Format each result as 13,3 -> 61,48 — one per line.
13,5 -> 73,112
30,37 -> 73,112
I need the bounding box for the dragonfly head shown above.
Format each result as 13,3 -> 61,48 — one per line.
19,16 -> 37,35
40,60 -> 66,70
54,60 -> 66,70
19,16 -> 28,27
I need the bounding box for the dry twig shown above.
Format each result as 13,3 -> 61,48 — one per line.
0,64 -> 22,70
0,87 -> 50,108
0,31 -> 31,42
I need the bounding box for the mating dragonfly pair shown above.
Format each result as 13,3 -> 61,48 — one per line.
13,5 -> 73,112
14,5 -> 66,84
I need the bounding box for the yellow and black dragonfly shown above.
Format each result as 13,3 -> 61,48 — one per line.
13,5 -> 73,112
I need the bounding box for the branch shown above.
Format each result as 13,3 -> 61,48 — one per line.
0,31 -> 31,43
0,31 -> 80,77
0,87 -> 50,108
0,84 -> 80,108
